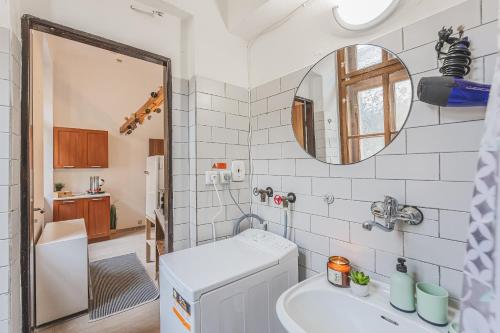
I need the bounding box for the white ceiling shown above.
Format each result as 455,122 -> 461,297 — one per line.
38,31 -> 163,72
135,0 -> 466,47
141,0 -> 321,41
217,0 -> 315,41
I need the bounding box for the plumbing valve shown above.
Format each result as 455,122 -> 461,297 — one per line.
253,187 -> 274,202
273,192 -> 296,208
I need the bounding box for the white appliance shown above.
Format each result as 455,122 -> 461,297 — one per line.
145,155 -> 164,221
160,228 -> 298,333
35,219 -> 88,325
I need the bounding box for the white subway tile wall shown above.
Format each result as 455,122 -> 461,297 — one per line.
0,25 -> 21,333
172,77 -> 191,251
1,2 -> 496,331
248,0 -> 497,300
191,77 -> 250,244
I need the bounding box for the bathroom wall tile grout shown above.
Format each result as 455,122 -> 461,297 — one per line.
248,0 -> 496,300
189,76 -> 250,244
0,22 -> 22,332
0,1 -> 496,331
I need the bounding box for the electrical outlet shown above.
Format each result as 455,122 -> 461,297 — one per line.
219,170 -> 231,184
205,171 -> 219,185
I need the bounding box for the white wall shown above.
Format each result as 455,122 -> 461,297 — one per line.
182,1 -> 248,87
31,31 -> 55,228
48,36 -> 164,230
0,0 -> 21,37
31,31 -> 46,235
3,1 -> 499,331
20,0 -> 183,78
20,0 -> 250,88
250,0 -> 498,302
249,0 -> 470,86
41,36 -> 54,223
139,0 -> 250,87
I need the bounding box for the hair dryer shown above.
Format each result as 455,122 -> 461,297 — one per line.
417,76 -> 490,107
417,26 -> 491,107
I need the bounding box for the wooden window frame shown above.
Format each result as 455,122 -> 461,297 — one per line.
337,46 -> 406,164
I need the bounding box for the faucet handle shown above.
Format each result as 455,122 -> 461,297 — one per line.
371,201 -> 385,218
384,196 -> 398,209
253,187 -> 274,202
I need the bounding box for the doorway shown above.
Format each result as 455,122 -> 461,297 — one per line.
292,97 -> 316,157
20,16 -> 173,333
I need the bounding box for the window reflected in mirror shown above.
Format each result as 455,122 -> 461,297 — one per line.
293,44 -> 412,165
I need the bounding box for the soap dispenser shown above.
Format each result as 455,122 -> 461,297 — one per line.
390,258 -> 415,313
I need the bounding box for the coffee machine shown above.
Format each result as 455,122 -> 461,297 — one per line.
89,176 -> 105,194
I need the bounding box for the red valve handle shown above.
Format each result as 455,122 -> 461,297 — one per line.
274,195 -> 282,205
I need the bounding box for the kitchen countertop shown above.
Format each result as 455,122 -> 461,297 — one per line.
52,192 -> 110,201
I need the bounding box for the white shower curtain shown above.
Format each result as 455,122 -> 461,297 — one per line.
459,6 -> 500,332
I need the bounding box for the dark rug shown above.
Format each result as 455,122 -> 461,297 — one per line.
88,253 -> 159,321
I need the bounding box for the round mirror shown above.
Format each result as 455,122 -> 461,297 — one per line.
292,44 -> 412,164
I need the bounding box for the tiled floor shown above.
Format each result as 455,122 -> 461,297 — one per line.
36,229 -> 160,333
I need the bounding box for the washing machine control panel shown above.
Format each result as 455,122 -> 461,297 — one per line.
237,229 -> 298,260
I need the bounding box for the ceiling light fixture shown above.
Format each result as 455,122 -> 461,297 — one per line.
332,0 -> 399,31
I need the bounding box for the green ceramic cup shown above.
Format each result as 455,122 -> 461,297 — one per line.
416,282 -> 449,326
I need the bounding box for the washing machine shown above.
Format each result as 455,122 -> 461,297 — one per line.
159,228 -> 298,333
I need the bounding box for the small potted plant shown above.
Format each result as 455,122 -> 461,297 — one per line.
54,182 -> 65,192
350,270 -> 370,297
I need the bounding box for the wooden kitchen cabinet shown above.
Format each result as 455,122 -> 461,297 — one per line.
53,127 -> 87,168
53,127 -> 108,169
87,130 -> 108,168
53,199 -> 86,222
86,196 -> 111,240
53,196 -> 110,242
149,138 -> 164,156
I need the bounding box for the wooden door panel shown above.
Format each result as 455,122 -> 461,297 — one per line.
87,197 -> 110,240
53,127 -> 87,168
87,131 -> 108,168
292,101 -> 305,148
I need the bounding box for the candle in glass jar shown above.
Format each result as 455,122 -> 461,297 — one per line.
327,256 -> 351,287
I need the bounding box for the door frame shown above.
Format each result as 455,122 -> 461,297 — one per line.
20,15 -> 174,332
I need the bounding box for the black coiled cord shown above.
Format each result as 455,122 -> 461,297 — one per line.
435,26 -> 472,78
439,38 -> 471,78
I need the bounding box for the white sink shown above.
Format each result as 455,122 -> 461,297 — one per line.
276,273 -> 453,333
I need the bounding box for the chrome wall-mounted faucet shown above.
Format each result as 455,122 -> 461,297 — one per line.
362,196 -> 423,232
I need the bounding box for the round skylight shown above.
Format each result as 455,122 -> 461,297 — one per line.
332,0 -> 399,31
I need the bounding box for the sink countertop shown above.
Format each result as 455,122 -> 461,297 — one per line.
52,192 -> 110,201
276,273 -> 455,333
